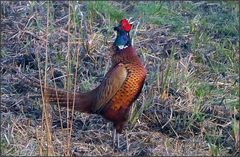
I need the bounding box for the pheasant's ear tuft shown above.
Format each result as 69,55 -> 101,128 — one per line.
114,26 -> 119,31
120,19 -> 132,32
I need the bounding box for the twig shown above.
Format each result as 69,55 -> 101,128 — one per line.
161,107 -> 173,129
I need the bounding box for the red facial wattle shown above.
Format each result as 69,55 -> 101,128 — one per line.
120,19 -> 132,32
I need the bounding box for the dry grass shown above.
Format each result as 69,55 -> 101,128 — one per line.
1,1 -> 239,156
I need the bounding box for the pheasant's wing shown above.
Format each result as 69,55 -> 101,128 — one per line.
93,63 -> 127,112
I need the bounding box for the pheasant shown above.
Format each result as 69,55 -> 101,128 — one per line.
33,19 -> 146,149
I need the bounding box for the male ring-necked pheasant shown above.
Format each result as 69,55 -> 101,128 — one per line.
40,18 -> 147,149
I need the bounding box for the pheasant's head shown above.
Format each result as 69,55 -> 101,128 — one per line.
113,19 -> 133,50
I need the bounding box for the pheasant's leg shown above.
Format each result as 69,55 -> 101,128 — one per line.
117,132 -> 120,149
112,128 -> 116,151
112,129 -> 120,151
125,130 -> 129,152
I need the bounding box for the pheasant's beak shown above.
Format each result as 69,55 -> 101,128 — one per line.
127,17 -> 135,25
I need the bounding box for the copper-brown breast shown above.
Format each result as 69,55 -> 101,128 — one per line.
102,63 -> 147,123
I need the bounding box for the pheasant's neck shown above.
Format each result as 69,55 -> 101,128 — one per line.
112,46 -> 141,65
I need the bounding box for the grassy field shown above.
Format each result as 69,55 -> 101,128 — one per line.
1,1 -> 239,156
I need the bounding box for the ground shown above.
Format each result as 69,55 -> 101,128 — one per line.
1,1 -> 239,156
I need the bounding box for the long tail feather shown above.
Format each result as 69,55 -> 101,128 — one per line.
43,87 -> 95,113
16,73 -> 95,113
